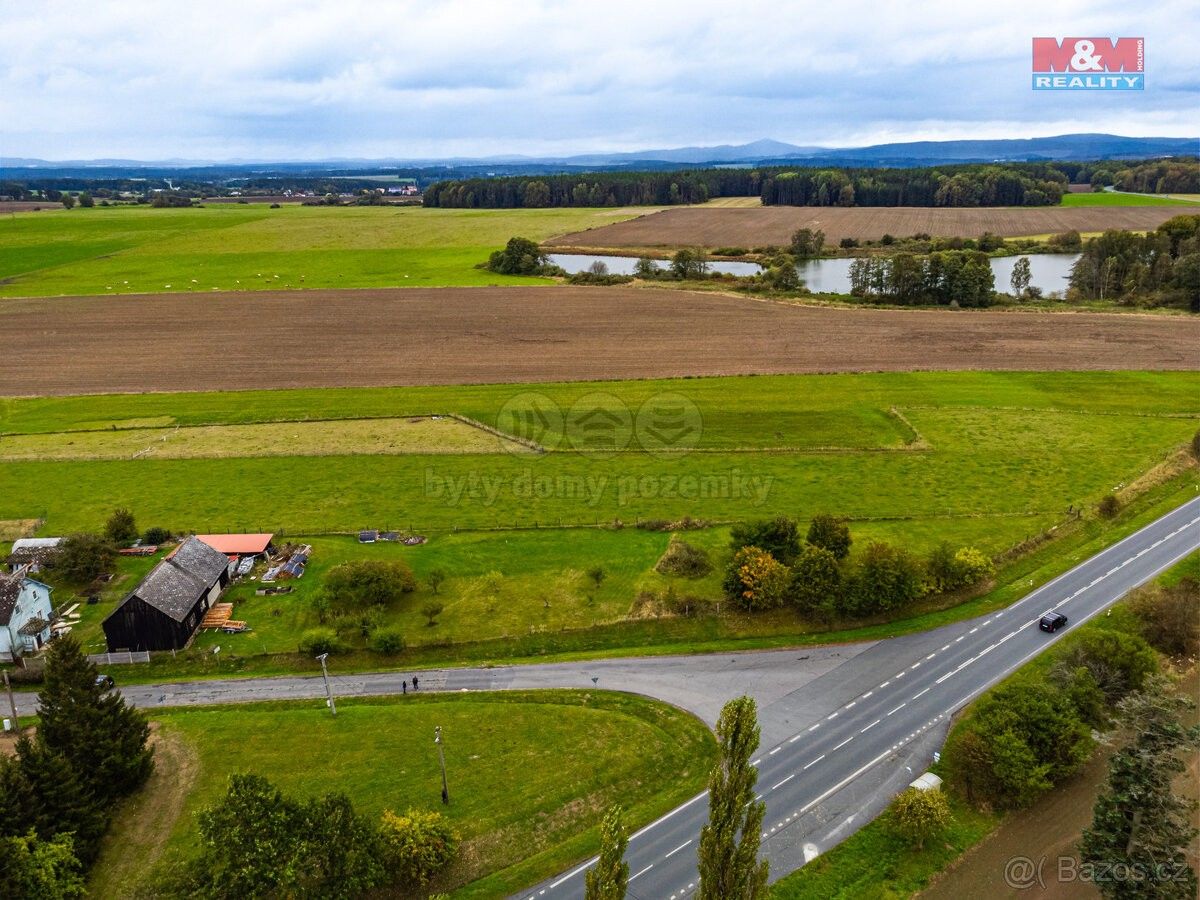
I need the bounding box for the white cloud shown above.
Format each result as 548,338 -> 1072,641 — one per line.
0,0 -> 1195,159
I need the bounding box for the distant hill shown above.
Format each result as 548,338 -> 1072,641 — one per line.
3,134 -> 1196,178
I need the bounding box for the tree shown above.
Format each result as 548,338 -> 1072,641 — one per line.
422,601 -> 445,626
787,543 -> 841,619
1098,494 -> 1121,519
379,808 -> 459,889
789,227 -> 825,258
427,568 -> 447,595
60,194 -> 76,209
1010,256 -> 1032,297
633,256 -> 661,278
805,514 -> 851,560
585,805 -> 629,900
36,635 -> 153,807
698,696 -> 768,900
889,788 -> 951,850
7,738 -> 108,865
1079,680 -> 1200,900
320,560 -> 417,615
843,541 -> 924,616
371,628 -> 406,654
1052,630 -> 1156,705
51,532 -> 115,583
487,236 -> 550,275
723,547 -> 789,612
1130,577 -> 1200,657
670,248 -> 708,279
104,507 -> 138,546
76,192 -> 94,209
0,831 -> 85,900
730,516 -> 802,565
141,526 -> 172,545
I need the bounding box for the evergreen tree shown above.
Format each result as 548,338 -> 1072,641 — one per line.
698,696 -> 768,900
36,635 -> 153,805
1079,680 -> 1199,899
11,738 -> 107,865
585,805 -> 629,900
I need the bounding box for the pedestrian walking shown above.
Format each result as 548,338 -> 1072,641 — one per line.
412,675 -> 419,690
402,679 -> 407,694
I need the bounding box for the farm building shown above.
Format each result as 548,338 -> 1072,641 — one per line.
0,566 -> 53,661
194,533 -> 275,561
6,537 -> 63,573
102,537 -> 231,652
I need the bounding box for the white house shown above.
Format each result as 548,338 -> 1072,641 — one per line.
0,566 -> 54,661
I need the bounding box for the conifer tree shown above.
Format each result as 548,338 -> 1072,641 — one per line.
585,805 -> 629,900
698,696 -> 768,899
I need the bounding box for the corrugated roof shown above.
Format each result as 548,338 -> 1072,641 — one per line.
194,534 -> 274,555
0,571 -> 22,626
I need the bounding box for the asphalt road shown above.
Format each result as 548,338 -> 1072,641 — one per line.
10,496 -> 1198,898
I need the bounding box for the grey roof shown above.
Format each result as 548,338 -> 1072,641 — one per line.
114,537 -> 228,622
0,572 -> 22,626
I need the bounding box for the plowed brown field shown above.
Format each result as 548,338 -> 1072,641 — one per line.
546,206 -> 1190,249
1,287 -> 1196,396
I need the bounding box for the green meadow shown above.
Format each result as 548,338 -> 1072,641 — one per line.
87,691 -> 714,899
1059,191 -> 1199,207
0,203 -> 637,297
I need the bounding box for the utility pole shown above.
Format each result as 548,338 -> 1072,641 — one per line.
435,726 -> 449,804
3,670 -> 21,735
316,653 -> 336,717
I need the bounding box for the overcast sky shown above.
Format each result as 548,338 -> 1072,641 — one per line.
2,0 -> 1196,161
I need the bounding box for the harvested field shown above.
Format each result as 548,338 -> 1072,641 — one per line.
0,201 -> 60,214
547,206 -> 1193,249
1,287 -> 1197,396
0,416 -> 528,460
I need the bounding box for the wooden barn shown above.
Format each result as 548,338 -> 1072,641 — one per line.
102,537 -> 231,652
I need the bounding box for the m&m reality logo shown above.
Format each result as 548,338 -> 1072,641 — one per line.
1032,37 -> 1144,90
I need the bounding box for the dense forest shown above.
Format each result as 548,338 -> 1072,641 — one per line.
422,162 -> 1082,208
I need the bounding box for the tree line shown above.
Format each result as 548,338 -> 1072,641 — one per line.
848,250 -> 996,306
1069,214 -> 1200,310
422,162 -> 1084,209
722,515 -> 994,620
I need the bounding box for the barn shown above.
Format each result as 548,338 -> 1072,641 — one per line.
102,537 -> 231,652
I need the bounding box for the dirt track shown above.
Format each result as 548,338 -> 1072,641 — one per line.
1,287 -> 1197,396
548,206 -> 1194,249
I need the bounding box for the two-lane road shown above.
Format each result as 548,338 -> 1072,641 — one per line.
522,496 -> 1200,899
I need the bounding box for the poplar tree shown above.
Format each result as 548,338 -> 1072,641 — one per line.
585,805 -> 629,900
698,696 -> 768,900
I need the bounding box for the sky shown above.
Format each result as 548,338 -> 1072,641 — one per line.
1,0 -> 1196,161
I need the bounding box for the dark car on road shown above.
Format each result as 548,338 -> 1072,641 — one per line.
1039,612 -> 1068,633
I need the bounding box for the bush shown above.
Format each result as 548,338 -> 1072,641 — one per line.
371,628 -> 407,655
1130,577 -> 1200,657
805,514 -> 851,560
379,808 -> 459,888
729,516 -> 802,565
104,508 -> 138,546
723,546 -> 789,612
842,541 -> 924,616
486,236 -> 553,275
421,602 -> 444,626
321,560 -> 417,615
889,788 -> 951,850
1052,630 -> 1156,704
141,527 -> 172,545
1097,494 -> 1121,519
298,628 -> 345,656
654,538 -> 713,578
787,543 -> 841,619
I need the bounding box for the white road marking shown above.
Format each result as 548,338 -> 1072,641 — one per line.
630,864 -> 653,881
887,702 -> 906,716
861,719 -> 880,733
665,840 -> 692,858
913,687 -> 931,699
832,736 -> 854,751
803,754 -> 825,770
772,774 -> 795,790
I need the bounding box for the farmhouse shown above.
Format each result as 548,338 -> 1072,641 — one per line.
102,537 -> 231,652
0,566 -> 53,661
6,537 -> 63,573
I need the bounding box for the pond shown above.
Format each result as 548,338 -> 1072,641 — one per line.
548,252 -> 1081,296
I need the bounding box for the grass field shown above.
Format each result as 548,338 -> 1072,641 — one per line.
4,371 -> 1198,661
1060,191 -> 1200,207
0,204 -> 639,298
0,415 -> 527,461
87,691 -> 715,899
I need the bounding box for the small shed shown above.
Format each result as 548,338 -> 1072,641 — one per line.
102,537 -> 231,652
194,534 -> 276,560
6,537 -> 63,573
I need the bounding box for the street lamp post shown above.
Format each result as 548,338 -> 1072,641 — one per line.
435,726 -> 449,804
316,652 -> 336,717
